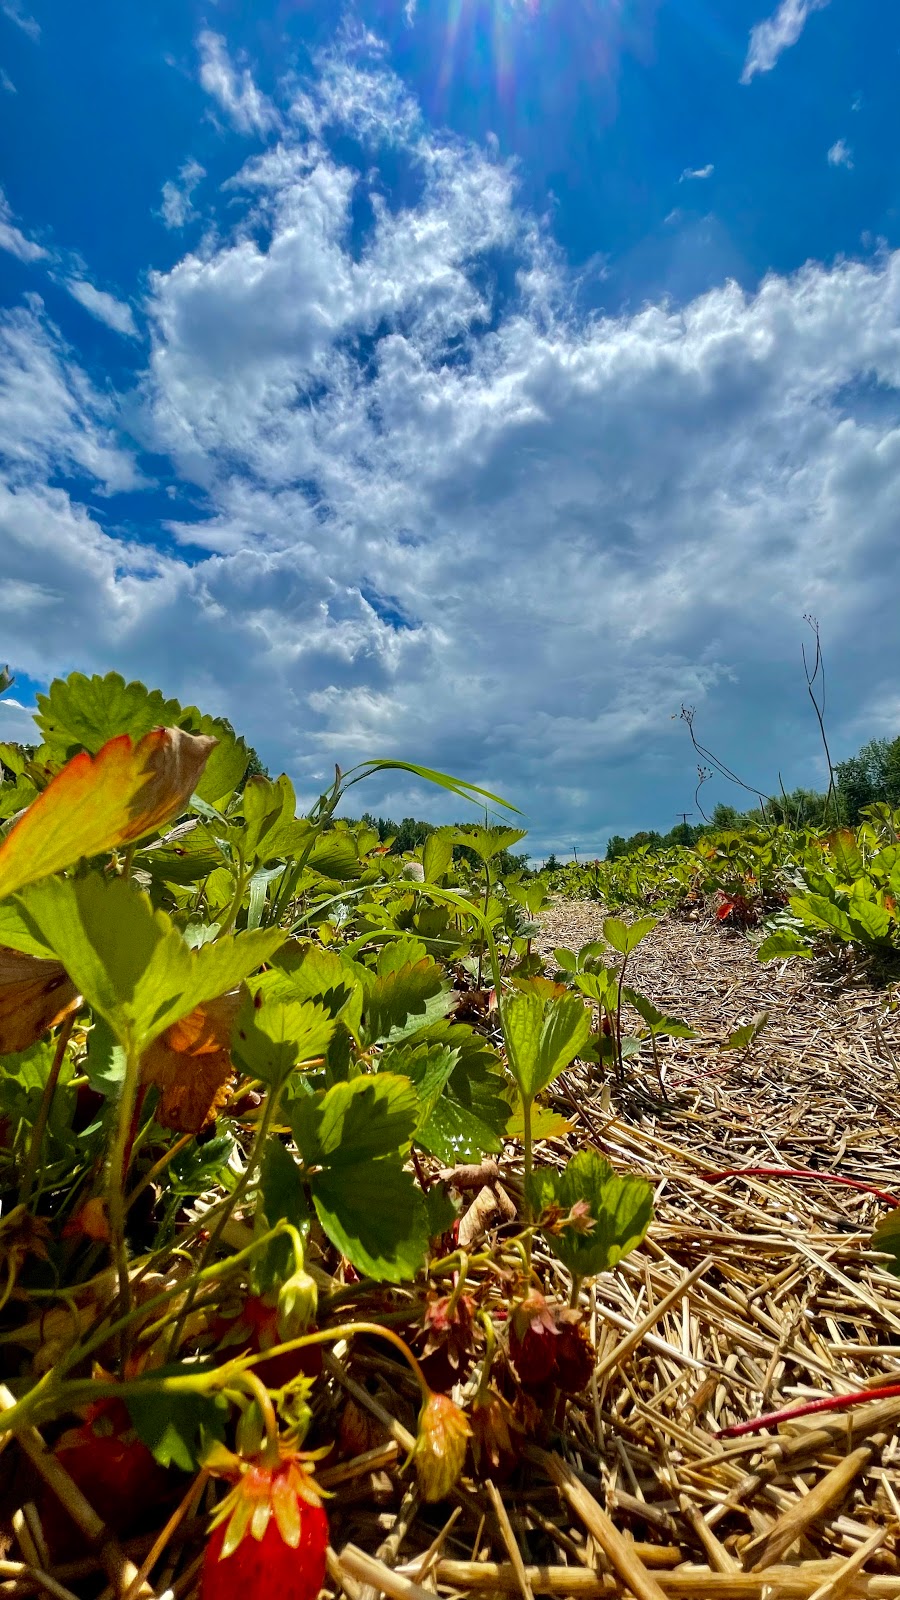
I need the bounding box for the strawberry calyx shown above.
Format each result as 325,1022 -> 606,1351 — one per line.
204,1440 -> 329,1560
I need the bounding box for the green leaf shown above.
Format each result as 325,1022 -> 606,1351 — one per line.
0,775 -> 37,822
84,1016 -> 126,1095
233,979 -> 336,1086
258,1135 -> 310,1232
825,828 -> 865,881
423,830 -> 454,883
527,1149 -> 654,1277
310,1157 -> 430,1282
351,759 -> 520,815
0,1038 -> 76,1160
602,916 -> 658,956
847,895 -> 893,944
757,929 -> 813,962
0,742 -> 26,777
307,833 -> 361,881
291,1073 -> 429,1280
552,947 -> 578,974
293,1073 -> 418,1168
454,826 -> 528,864
170,1127 -> 237,1196
504,992 -> 593,1100
364,959 -> 448,1043
193,716 -> 250,805
35,672 -> 186,755
723,1011 -> 770,1051
126,1387 -> 229,1472
505,1094 -> 574,1141
0,899 -> 55,959
240,775 -> 302,863
574,968 -> 619,1009
790,893 -> 855,941
381,1042 -> 458,1128
623,988 -> 696,1039
872,1208 -> 900,1277
17,874 -> 284,1054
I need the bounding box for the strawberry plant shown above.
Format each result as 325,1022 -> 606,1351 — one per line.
0,668 -> 654,1581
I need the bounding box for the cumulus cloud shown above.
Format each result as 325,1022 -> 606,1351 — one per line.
160,158 -> 206,228
4,46 -> 900,848
197,29 -> 279,136
741,0 -> 829,84
0,188 -> 47,263
679,164 -> 714,181
827,138 -> 853,169
65,278 -> 139,338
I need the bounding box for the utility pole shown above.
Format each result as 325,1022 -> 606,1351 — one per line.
675,812 -> 692,829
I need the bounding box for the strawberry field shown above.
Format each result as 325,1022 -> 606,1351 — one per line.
2,669 -> 900,1600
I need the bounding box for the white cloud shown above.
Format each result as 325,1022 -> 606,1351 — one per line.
65,279 -> 139,338
0,188 -> 47,263
197,29 -> 279,136
741,0 -> 829,83
5,48 -> 900,847
0,301 -> 142,491
1,0 -> 38,41
160,158 -> 206,228
679,164 -> 714,182
0,68 -> 16,93
827,138 -> 854,169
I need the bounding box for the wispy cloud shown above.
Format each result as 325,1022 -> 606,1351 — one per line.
1,0 -> 39,41
65,279 -> 138,338
0,68 -> 16,93
679,164 -> 714,182
159,158 -> 206,229
197,30 -> 279,136
741,0 -> 829,84
827,138 -> 853,169
0,187 -> 47,263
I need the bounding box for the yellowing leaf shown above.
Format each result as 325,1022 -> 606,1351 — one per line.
0,946 -> 80,1054
141,991 -> 242,1133
0,727 -> 216,902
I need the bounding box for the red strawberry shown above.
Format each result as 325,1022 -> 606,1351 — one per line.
201,1458 -> 328,1600
202,1493 -> 328,1600
43,1421 -> 170,1558
553,1318 -> 595,1394
509,1292 -> 560,1388
509,1322 -> 558,1386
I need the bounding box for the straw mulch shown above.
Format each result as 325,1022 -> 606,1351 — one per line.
6,910 -> 900,1600
329,910 -> 900,1600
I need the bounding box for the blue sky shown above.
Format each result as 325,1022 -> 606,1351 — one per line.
1,0 -> 900,856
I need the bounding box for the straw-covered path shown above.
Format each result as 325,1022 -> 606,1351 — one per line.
330,910 -> 900,1600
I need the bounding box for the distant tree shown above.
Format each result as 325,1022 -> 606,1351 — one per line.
606,835 -> 628,861
544,852 -> 559,872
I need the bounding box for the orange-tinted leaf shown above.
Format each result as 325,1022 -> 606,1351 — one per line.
140,990 -> 241,1134
0,945 -> 80,1053
0,727 -> 216,902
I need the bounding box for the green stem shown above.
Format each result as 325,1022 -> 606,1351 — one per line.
218,859 -> 249,937
125,1133 -> 193,1215
19,1012 -> 76,1206
106,1042 -> 143,1347
521,1093 -> 534,1252
0,1224 -> 291,1435
165,1079 -> 285,1359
